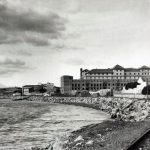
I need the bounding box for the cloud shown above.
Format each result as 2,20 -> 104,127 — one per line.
0,2 -> 65,46
25,35 -> 49,46
63,58 -> 85,66
0,58 -> 25,66
0,58 -> 32,75
8,50 -> 32,56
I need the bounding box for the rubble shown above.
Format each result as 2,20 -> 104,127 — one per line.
86,140 -> 93,145
74,135 -> 84,142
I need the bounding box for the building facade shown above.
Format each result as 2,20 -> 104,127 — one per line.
61,65 -> 150,95
61,76 -> 73,94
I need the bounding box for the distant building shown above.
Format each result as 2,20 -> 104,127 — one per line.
22,84 -> 47,95
61,65 -> 150,95
43,82 -> 54,95
22,85 -> 39,95
53,86 -> 61,95
61,76 -> 73,94
22,83 -> 59,96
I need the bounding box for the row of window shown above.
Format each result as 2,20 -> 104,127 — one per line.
72,83 -> 126,86
72,83 -> 126,90
72,86 -> 125,90
73,79 -> 137,83
84,77 -> 139,80
86,72 -> 150,76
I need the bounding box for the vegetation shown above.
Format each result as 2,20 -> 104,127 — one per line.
141,85 -> 150,95
78,90 -> 91,97
125,82 -> 140,90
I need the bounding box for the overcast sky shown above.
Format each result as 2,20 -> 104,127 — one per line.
0,0 -> 150,87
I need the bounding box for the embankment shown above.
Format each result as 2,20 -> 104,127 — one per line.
13,96 -> 150,122
12,96 -> 150,150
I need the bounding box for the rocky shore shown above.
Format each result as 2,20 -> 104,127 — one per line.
63,120 -> 150,150
13,96 -> 150,150
18,96 -> 150,122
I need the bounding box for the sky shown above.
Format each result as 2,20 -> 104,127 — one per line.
0,0 -> 150,87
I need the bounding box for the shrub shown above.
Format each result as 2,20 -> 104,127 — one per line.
78,90 -> 91,97
141,85 -> 150,95
106,89 -> 113,97
125,82 -> 140,90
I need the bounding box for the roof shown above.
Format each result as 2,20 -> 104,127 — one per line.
140,66 -> 150,69
113,64 -> 124,70
82,65 -> 150,75
23,85 -> 41,88
82,69 -> 89,72
88,69 -> 113,74
125,68 -> 139,72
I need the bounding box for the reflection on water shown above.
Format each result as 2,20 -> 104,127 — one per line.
0,103 -> 110,150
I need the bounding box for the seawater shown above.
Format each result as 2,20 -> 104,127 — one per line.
0,103 -> 110,150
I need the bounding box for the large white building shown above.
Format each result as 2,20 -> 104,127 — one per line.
61,65 -> 150,95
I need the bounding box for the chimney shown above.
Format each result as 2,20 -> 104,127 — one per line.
80,68 -> 83,79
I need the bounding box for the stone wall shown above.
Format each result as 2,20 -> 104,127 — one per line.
13,95 -> 150,122
114,93 -> 147,99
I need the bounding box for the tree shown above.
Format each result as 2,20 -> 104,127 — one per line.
141,85 -> 150,95
79,90 -> 91,97
125,82 -> 140,90
39,86 -> 47,94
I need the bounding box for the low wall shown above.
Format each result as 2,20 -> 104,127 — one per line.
13,96 -> 150,122
114,93 -> 147,99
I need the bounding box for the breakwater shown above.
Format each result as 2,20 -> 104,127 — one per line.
13,96 -> 150,122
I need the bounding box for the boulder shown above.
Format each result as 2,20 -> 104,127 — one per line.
74,135 -> 84,142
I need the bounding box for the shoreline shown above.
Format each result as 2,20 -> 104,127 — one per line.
57,101 -> 150,150
60,101 -> 109,111
38,101 -> 149,150
63,119 -> 150,150
10,96 -> 150,149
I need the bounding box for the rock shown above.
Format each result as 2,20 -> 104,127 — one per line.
74,135 -> 84,142
86,140 -> 93,145
97,134 -> 102,138
76,142 -> 82,146
64,140 -> 68,144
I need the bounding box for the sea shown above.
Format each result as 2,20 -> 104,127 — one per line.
0,103 -> 110,150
